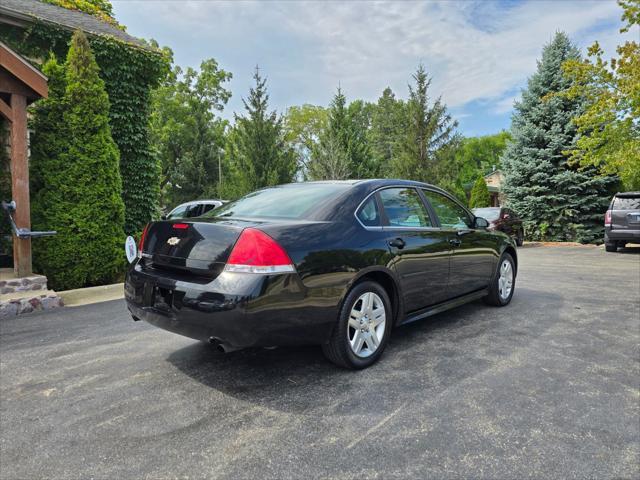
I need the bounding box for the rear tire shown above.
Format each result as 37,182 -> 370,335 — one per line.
322,281 -> 392,369
484,252 -> 516,306
605,243 -> 617,252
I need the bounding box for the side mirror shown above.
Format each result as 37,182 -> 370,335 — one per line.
474,217 -> 489,229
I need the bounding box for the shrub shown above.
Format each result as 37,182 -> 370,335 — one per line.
31,31 -> 125,290
468,176 -> 491,208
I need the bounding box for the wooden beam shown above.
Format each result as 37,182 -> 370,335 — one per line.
10,93 -> 32,277
0,96 -> 11,122
0,43 -> 48,100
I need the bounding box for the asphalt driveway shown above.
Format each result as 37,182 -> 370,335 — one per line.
1,246 -> 639,479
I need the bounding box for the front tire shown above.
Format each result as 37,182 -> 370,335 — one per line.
322,281 -> 392,369
484,253 -> 516,306
605,243 -> 617,252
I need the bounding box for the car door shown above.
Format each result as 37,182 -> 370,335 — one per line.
422,189 -> 496,297
376,187 -> 451,312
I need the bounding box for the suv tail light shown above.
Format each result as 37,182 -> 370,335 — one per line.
139,223 -> 150,252
225,228 -> 295,274
604,210 -> 612,226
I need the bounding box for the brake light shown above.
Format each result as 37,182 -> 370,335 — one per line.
225,228 -> 295,274
172,223 -> 189,229
605,210 -> 612,226
139,223 -> 150,252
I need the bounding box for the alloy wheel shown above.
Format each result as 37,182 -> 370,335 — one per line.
347,291 -> 386,358
498,259 -> 514,300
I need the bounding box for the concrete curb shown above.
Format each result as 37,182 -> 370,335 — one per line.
57,283 -> 124,307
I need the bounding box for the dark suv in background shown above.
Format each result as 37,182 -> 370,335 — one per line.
472,207 -> 524,246
605,192 -> 640,252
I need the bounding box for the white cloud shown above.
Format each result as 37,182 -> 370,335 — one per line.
113,0 -> 633,119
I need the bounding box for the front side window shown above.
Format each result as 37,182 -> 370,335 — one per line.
423,190 -> 472,229
356,196 -> 381,227
379,188 -> 432,228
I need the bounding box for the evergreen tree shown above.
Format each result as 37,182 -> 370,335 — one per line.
502,32 -> 617,243
370,87 -> 405,176
308,88 -> 374,180
224,67 -> 296,197
469,177 -> 491,208
391,64 -> 458,184
31,30 -> 126,289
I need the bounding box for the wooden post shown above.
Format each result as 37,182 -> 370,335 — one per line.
9,93 -> 32,277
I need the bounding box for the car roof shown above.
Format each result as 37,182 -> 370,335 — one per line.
282,179 -> 440,189
615,192 -> 640,198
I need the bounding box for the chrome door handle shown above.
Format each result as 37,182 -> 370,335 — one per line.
449,238 -> 462,247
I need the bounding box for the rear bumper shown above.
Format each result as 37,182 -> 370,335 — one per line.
605,228 -> 640,243
125,263 -> 338,348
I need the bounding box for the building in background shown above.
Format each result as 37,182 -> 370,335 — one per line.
484,169 -> 504,207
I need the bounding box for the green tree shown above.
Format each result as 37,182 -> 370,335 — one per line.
502,32 -> 617,243
308,88 -> 373,180
30,31 -> 126,290
455,131 -> 511,195
224,67 -> 296,197
284,104 -> 328,177
150,57 -> 232,208
469,177 -> 491,208
391,64 -> 459,184
560,0 -> 640,190
369,87 -> 405,176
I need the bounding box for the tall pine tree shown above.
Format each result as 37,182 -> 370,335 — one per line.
309,88 -> 373,180
502,32 -> 617,243
370,87 -> 405,176
224,67 -> 296,196
391,64 -> 458,183
31,31 -> 126,289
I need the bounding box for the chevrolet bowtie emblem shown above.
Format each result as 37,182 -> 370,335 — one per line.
167,237 -> 180,246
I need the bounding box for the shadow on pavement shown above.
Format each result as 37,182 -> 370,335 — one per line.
165,286 -> 563,413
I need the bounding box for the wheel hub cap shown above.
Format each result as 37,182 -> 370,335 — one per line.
498,259 -> 514,300
347,291 -> 386,358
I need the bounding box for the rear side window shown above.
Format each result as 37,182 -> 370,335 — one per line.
422,190 -> 472,229
356,196 -> 381,227
167,205 -> 188,219
613,196 -> 640,210
379,188 -> 432,228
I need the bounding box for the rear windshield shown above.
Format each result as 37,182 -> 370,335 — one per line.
613,196 -> 640,210
205,183 -> 351,220
473,208 -> 501,221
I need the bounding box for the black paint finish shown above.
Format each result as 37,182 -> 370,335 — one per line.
125,179 -> 517,348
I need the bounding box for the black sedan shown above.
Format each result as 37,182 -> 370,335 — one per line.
125,180 -> 517,369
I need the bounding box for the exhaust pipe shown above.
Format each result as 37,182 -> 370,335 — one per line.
209,338 -> 242,354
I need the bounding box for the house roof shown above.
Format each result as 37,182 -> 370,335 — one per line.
0,41 -> 48,100
0,0 -> 147,48
484,169 -> 503,179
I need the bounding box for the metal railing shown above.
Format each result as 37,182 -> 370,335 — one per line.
1,200 -> 56,239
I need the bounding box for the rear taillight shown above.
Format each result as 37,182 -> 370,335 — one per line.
172,223 -> 189,229
605,210 -> 612,226
138,223 -> 150,253
225,228 -> 295,274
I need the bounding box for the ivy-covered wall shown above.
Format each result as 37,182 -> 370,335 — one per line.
0,21 -> 169,234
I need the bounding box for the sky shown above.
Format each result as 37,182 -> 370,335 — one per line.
112,0 -> 631,137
